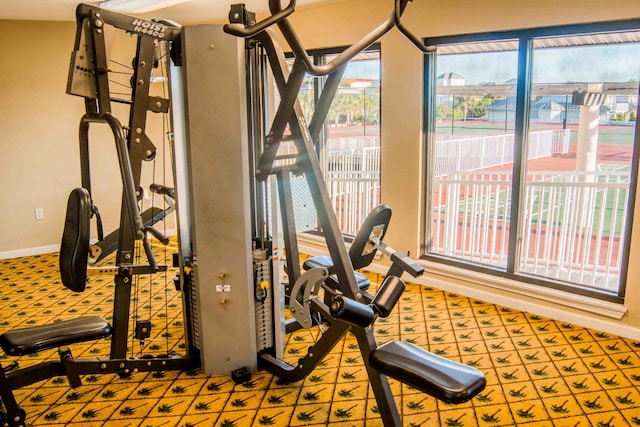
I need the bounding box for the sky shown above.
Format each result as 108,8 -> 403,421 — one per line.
343,58 -> 380,79
437,43 -> 640,85
307,41 -> 640,89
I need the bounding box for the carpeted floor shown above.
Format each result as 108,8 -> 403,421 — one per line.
1,240 -> 640,426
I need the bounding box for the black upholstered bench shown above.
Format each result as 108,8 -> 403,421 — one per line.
0,316 -> 112,357
303,255 -> 371,291
369,340 -> 486,404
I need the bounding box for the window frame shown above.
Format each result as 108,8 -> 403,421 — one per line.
422,19 -> 640,303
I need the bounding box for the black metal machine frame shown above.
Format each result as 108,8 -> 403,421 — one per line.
224,1 -> 484,425
0,6 -> 197,427
68,3 -> 194,359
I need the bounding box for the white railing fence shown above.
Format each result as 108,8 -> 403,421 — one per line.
322,129 -> 571,237
434,129 -> 570,175
325,141 -> 381,235
430,170 -> 629,291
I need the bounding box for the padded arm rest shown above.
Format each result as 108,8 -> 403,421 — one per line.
0,316 -> 111,356
369,340 -> 486,404
59,187 -> 91,292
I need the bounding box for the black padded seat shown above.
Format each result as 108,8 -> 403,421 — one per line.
302,255 -> 332,270
0,316 -> 112,356
369,340 -> 486,404
303,205 -> 392,293
303,256 -> 371,291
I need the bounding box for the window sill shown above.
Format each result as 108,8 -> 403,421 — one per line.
297,232 -> 628,321
417,259 -> 627,320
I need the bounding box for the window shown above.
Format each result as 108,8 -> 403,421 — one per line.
429,41 -> 519,271
424,22 -> 640,301
289,46 -> 381,236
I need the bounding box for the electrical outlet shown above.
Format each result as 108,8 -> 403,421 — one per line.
35,208 -> 44,220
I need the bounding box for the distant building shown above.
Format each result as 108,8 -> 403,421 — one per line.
605,94 -> 638,120
436,72 -> 465,104
343,78 -> 380,89
530,95 -> 582,124
484,97 -> 517,123
485,95 -> 609,124
437,72 -> 466,86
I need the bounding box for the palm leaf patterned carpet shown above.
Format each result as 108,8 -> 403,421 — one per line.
1,240 -> 640,426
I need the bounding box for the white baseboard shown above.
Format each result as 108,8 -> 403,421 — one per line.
0,229 -> 177,260
0,244 -> 60,260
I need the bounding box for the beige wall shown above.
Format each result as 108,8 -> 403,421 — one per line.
1,21 -> 83,253
2,0 -> 640,333
0,20 -> 173,255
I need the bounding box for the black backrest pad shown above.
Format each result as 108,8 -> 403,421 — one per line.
59,187 -> 91,292
349,204 -> 392,271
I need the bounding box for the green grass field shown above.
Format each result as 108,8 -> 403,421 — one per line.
436,120 -> 636,145
447,165 -> 630,237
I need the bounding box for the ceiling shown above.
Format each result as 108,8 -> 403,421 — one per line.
0,0 -> 345,24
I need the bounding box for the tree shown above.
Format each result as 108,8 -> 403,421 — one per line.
455,95 -> 493,120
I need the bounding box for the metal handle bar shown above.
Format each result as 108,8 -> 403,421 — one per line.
222,0 -> 296,38
79,113 -> 163,270
394,0 -> 435,53
269,0 -> 401,76
80,113 -> 140,235
224,1 -> 432,76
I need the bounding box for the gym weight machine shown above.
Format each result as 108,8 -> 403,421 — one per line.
216,1 -> 485,424
0,1 -> 486,426
0,7 -> 197,427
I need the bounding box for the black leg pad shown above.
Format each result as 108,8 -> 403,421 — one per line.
59,187 -> 92,292
369,341 -> 486,404
0,316 -> 111,356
